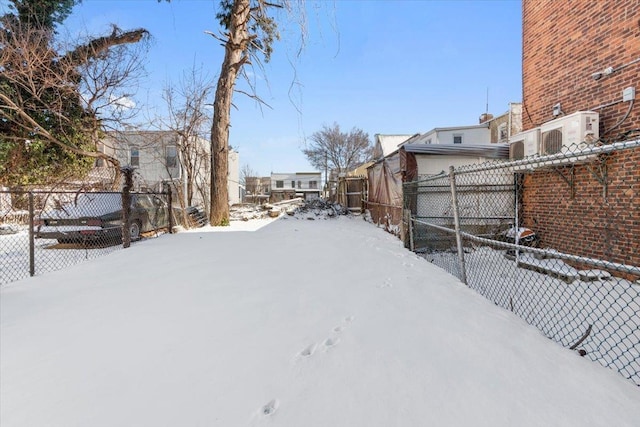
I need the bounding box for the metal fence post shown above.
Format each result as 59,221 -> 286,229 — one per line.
409,214 -> 415,252
167,185 -> 173,234
448,165 -> 467,285
28,192 -> 35,277
121,167 -> 133,248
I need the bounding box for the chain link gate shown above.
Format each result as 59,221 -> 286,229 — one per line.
404,139 -> 640,385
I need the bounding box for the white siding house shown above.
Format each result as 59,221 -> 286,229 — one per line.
270,172 -> 322,201
403,124 -> 491,146
97,130 -> 239,207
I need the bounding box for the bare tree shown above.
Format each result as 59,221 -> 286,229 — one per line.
206,0 -> 306,225
302,123 -> 373,176
240,163 -> 259,203
240,164 -> 258,187
75,27 -> 151,188
158,66 -> 214,215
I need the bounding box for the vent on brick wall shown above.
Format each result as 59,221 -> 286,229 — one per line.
542,129 -> 563,154
539,111 -> 600,156
509,141 -> 525,159
508,127 -> 540,160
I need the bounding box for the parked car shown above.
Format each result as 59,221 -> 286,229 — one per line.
35,193 -> 169,244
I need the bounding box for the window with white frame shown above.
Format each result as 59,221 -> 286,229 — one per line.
309,180 -> 318,189
276,180 -> 284,188
165,145 -> 178,168
453,134 -> 463,144
130,148 -> 140,166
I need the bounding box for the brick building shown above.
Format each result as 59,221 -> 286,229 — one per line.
521,0 -> 640,267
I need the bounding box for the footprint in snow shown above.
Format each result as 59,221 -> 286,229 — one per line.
324,337 -> 339,348
300,343 -> 316,357
345,315 -> 356,323
262,399 -> 279,416
378,278 -> 393,288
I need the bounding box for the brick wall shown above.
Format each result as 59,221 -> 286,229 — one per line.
523,1 -> 640,135
521,148 -> 640,267
522,0 -> 640,267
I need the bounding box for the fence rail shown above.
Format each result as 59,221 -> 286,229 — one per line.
1,189 -> 172,285
404,139 -> 640,385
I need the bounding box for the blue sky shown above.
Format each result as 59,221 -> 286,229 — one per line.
4,0 -> 523,176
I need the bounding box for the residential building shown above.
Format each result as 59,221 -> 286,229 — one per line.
402,123 -> 491,146
94,130 -> 240,208
270,172 -> 322,202
244,176 -> 271,203
520,0 -> 639,267
482,103 -> 522,143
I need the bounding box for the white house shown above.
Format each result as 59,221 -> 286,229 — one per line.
96,130 -> 239,208
270,172 -> 322,202
403,123 -> 491,146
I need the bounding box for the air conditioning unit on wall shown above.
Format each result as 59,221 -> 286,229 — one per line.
509,127 -> 540,160
539,111 -> 599,155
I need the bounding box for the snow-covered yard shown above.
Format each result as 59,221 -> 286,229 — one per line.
1,216 -> 639,426
0,228 -> 125,284
428,246 -> 640,384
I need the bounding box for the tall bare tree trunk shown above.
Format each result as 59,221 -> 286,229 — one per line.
210,0 -> 251,226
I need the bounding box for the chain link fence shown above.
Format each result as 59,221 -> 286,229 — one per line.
1,189 -> 172,285
404,139 -> 640,385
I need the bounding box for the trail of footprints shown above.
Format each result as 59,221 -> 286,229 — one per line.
299,315 -> 355,358
259,315 -> 356,418
378,277 -> 394,288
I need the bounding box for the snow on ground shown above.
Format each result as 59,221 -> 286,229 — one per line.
1,216 -> 639,427
428,246 -> 640,384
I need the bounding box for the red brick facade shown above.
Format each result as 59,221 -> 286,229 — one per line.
522,0 -> 640,267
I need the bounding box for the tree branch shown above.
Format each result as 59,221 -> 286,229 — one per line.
63,26 -> 149,65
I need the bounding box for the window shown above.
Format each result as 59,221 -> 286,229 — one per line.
95,143 -> 104,167
276,180 -> 284,188
130,148 -> 139,166
166,145 -> 177,168
297,180 -> 302,189
309,180 -> 318,189
498,123 -> 508,142
291,180 -> 295,188
453,134 -> 463,144
426,138 -> 432,145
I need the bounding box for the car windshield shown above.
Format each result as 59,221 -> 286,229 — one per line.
134,195 -> 155,209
